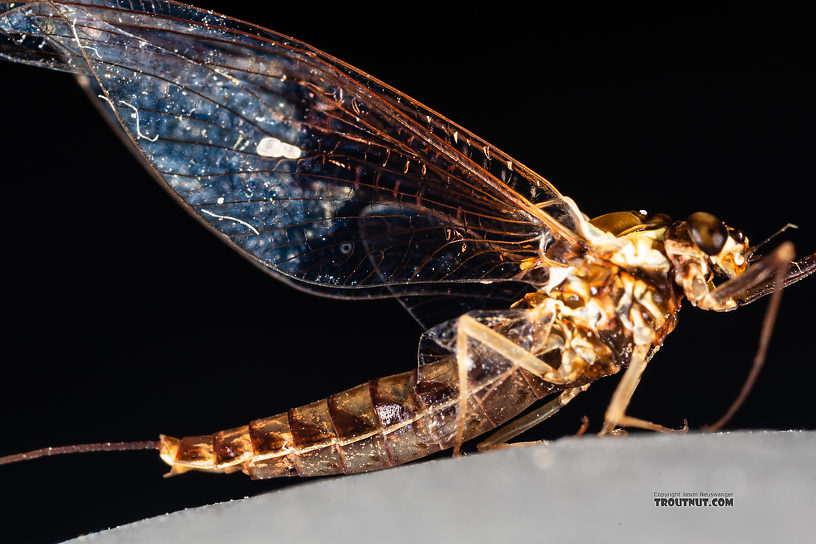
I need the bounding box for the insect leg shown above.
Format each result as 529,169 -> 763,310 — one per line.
450,311 -> 566,456
453,315 -> 469,457
684,242 -> 795,310
476,385 -> 587,451
600,344 -> 688,435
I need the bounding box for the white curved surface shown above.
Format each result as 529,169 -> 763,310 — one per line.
68,431 -> 815,543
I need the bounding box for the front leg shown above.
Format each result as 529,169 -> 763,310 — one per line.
683,242 -> 794,311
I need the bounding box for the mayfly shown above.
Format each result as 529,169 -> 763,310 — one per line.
1,0 -> 814,481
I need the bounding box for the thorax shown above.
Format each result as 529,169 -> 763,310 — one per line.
516,215 -> 684,376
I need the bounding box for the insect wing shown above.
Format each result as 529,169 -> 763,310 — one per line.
0,0 -> 583,299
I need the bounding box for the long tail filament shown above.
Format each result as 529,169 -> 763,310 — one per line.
0,441 -> 160,466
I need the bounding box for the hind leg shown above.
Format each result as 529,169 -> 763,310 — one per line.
450,311 -> 565,455
477,385 -> 587,451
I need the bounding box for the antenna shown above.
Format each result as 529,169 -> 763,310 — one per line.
0,441 -> 160,466
748,222 -> 798,260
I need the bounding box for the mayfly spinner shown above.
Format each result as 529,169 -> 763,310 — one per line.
1,1 -> 814,480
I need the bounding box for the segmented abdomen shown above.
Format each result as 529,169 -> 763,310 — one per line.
160,356 -> 557,478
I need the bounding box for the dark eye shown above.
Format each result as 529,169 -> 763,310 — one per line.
687,212 -> 728,255
732,229 -> 745,244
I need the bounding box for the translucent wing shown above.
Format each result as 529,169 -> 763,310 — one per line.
0,0 -> 584,302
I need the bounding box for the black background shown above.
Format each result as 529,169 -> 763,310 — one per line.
1,2 -> 814,542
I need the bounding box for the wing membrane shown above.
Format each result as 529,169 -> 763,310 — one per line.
0,0 -> 583,299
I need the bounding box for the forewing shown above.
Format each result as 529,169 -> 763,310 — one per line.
0,0 -> 583,299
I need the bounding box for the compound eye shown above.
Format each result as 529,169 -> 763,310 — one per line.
687,211 -> 728,255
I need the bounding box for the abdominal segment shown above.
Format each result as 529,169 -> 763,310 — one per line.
160,326 -> 561,478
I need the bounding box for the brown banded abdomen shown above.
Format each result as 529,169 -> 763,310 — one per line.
160,357 -> 557,478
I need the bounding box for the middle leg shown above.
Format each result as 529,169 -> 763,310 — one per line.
600,343 -> 688,435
